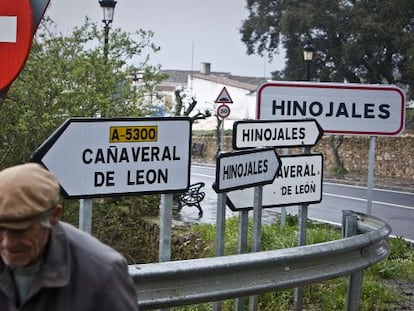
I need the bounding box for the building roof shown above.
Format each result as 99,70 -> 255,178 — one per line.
161,69 -> 267,92
191,73 -> 266,92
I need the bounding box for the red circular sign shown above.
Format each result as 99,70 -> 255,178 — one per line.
217,104 -> 231,119
0,0 -> 34,90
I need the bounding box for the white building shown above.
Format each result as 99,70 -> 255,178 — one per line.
160,63 -> 267,130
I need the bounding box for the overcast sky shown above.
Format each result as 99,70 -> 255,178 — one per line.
45,0 -> 285,77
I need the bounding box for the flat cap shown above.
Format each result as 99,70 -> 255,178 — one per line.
0,163 -> 60,229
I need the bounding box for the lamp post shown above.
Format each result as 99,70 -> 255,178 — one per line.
99,0 -> 117,59
131,70 -> 144,100
303,42 -> 314,81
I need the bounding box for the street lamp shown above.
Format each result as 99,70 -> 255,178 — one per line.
131,70 -> 144,99
99,0 -> 117,58
303,42 -> 314,81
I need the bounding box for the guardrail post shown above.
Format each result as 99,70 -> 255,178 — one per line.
342,210 -> 363,311
342,210 -> 358,237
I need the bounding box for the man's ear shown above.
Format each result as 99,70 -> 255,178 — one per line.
50,205 -> 63,225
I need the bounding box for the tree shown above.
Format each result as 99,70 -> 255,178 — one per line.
0,18 -> 163,167
240,0 -> 414,97
173,88 -> 211,122
240,0 -> 414,176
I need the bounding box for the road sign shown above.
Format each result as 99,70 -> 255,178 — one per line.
233,119 -> 323,149
215,86 -> 233,104
217,104 -> 231,119
214,148 -> 281,193
257,81 -> 405,136
0,0 -> 34,90
226,154 -> 323,210
31,117 -> 192,198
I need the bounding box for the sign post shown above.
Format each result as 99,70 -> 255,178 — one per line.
257,81 -> 406,215
214,148 -> 281,193
257,81 -> 405,136
215,86 -> 233,104
32,117 -> 191,259
31,117 -> 192,198
217,104 -> 231,119
213,87 -> 234,267
233,119 -> 323,149
226,154 -> 323,210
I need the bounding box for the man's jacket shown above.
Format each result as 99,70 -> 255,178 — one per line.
0,222 -> 139,310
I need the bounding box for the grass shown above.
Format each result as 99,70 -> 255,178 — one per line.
171,215 -> 414,310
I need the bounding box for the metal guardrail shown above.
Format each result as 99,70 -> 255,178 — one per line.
129,211 -> 391,310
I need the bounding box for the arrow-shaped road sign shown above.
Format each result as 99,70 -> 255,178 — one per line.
226,154 -> 323,211
31,117 -> 192,199
233,119 -> 323,149
214,148 -> 281,193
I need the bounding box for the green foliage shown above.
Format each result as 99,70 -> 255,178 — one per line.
60,205 -> 413,310
240,0 -> 414,98
368,236 -> 414,280
61,196 -> 161,263
360,275 -> 402,311
0,18 -> 164,168
176,215 -> 413,310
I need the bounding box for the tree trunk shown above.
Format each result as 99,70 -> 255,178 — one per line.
329,135 -> 347,177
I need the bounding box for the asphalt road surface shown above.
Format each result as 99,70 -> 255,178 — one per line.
174,164 -> 414,243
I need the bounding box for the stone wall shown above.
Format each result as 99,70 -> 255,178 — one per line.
193,135 -> 414,181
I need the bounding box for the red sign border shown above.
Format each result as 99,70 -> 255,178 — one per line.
256,82 -> 406,136
215,86 -> 234,104
217,104 -> 231,119
0,0 -> 34,90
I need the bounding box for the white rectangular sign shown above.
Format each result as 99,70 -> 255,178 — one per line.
233,119 -> 323,149
226,154 -> 323,210
32,118 -> 191,198
0,16 -> 17,43
257,82 -> 405,136
215,148 -> 281,193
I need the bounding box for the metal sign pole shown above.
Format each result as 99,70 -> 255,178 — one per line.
235,209 -> 249,311
215,192 -> 226,257
213,193 -> 226,311
366,136 -> 376,215
251,186 -> 263,252
79,199 -> 93,234
294,146 -> 311,310
280,148 -> 289,229
237,209 -> 249,254
220,120 -> 224,152
294,202 -> 308,311
249,185 -> 263,310
159,193 -> 173,262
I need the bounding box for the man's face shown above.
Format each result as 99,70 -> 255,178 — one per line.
0,221 -> 50,268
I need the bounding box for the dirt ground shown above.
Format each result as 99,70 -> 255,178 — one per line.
386,279 -> 414,310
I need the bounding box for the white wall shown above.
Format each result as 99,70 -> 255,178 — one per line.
188,75 -> 257,121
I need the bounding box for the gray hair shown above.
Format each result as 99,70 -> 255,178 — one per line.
38,209 -> 53,229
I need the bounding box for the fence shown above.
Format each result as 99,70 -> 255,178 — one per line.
129,210 -> 391,310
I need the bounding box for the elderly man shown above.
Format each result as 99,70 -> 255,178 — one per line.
0,163 -> 139,310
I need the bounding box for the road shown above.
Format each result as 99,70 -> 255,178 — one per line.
174,164 -> 414,243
